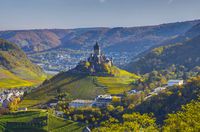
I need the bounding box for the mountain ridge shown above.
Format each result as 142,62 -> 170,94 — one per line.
125,35 -> 200,74
0,19 -> 199,57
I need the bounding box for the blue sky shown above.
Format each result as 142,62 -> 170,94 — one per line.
0,0 -> 200,30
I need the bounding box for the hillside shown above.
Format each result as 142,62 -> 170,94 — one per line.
22,43 -> 139,107
0,20 -> 199,56
21,67 -> 139,108
126,33 -> 200,74
0,39 -> 46,88
135,76 -> 200,123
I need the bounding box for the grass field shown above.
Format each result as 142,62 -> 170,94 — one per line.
0,110 -> 85,132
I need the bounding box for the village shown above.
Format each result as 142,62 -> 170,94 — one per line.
0,88 -> 32,111
29,47 -> 132,74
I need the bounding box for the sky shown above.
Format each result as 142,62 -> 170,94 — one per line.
0,0 -> 200,30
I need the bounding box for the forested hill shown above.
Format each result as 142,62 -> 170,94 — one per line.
0,39 -> 46,88
135,76 -> 200,123
126,33 -> 200,74
0,20 -> 199,55
156,22 -> 200,48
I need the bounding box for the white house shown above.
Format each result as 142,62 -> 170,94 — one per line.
49,103 -> 57,107
93,95 -> 112,107
128,90 -> 137,94
18,107 -> 27,111
55,111 -> 64,116
69,99 -> 94,108
153,87 -> 166,93
168,80 -> 184,87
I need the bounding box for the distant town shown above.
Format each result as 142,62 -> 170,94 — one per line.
28,47 -> 134,74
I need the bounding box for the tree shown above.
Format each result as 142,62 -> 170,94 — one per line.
8,97 -> 20,111
93,112 -> 158,132
106,105 -> 115,112
163,100 -> 200,132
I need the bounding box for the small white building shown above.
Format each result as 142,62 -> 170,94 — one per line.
18,107 -> 27,111
69,99 -> 94,108
93,95 -> 112,107
168,80 -> 184,87
49,103 -> 57,107
153,87 -> 166,93
128,90 -> 137,94
55,111 -> 64,116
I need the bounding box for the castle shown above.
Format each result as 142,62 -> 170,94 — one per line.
75,42 -> 113,75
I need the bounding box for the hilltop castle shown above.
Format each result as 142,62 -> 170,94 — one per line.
75,42 -> 113,75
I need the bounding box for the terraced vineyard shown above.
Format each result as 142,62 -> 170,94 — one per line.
0,111 -> 85,132
96,68 -> 139,94
48,114 -> 85,132
21,68 -> 139,108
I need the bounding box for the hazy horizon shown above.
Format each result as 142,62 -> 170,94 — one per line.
0,0 -> 200,30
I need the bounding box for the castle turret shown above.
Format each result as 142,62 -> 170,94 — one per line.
94,42 -> 101,55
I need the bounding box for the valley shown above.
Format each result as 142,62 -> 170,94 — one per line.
1,0 -> 200,131
0,19 -> 200,132
1,20 -> 200,74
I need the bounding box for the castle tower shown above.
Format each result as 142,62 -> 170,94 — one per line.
94,42 -> 101,55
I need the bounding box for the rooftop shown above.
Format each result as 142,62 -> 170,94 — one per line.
168,80 -> 184,83
96,95 -> 112,99
70,99 -> 94,103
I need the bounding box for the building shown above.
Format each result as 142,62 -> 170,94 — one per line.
168,80 -> 184,87
55,111 -> 64,116
83,127 -> 91,132
93,95 -> 112,107
153,87 -> 166,93
18,107 -> 27,111
75,42 -> 113,75
87,42 -> 113,71
69,99 -> 94,108
2,99 -> 10,108
49,103 -> 58,107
